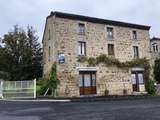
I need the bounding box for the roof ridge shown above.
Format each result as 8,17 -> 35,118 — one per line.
47,11 -> 150,30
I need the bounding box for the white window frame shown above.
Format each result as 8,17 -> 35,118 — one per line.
78,41 -> 86,55
79,23 -> 85,34
132,30 -> 137,40
152,43 -> 159,52
133,46 -> 139,58
107,27 -> 114,40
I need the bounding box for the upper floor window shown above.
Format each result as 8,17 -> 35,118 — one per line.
152,43 -> 159,52
108,44 -> 114,56
79,23 -> 85,34
132,31 -> 137,40
78,41 -> 86,55
48,46 -> 51,61
107,27 -> 114,40
133,46 -> 139,58
48,29 -> 51,40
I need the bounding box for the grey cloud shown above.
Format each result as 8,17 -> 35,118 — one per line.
0,0 -> 159,42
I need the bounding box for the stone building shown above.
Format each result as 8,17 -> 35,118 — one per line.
150,37 -> 160,64
42,11 -> 151,97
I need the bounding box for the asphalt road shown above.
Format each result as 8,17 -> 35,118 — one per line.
0,99 -> 160,120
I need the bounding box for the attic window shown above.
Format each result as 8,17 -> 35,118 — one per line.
152,43 -> 159,52
132,31 -> 137,40
79,23 -> 85,34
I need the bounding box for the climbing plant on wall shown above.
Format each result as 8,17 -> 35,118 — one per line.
78,54 -> 155,95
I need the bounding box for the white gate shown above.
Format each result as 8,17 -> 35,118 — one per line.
0,79 -> 36,99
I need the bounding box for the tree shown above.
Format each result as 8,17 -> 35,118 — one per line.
154,59 -> 160,83
0,25 -> 42,81
46,62 -> 59,96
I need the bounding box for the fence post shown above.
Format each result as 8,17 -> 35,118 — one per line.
34,79 -> 36,98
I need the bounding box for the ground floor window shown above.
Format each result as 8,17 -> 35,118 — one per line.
79,71 -> 96,95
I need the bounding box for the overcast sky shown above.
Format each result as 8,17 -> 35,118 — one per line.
0,0 -> 160,42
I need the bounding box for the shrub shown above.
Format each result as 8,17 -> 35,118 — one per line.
77,55 -> 87,62
88,57 -> 96,66
36,77 -> 49,95
145,79 -> 156,95
104,89 -> 109,96
154,59 -> 160,83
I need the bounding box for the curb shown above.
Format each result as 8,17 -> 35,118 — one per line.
1,99 -> 71,102
1,95 -> 160,102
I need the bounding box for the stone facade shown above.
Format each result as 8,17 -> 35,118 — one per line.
42,12 -> 151,97
150,37 -> 160,65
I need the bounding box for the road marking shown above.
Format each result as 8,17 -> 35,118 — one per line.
1,99 -> 71,102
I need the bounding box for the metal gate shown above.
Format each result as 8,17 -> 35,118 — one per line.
0,79 -> 36,99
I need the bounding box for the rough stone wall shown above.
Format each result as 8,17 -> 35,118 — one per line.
43,16 -> 57,77
43,16 -> 151,97
96,65 -> 132,95
150,39 -> 160,65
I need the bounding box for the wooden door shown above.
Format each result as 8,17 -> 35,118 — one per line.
79,71 -> 96,95
131,72 -> 144,92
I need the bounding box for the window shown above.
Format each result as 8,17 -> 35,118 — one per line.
78,41 -> 86,55
108,44 -> 114,56
48,46 -> 51,61
131,74 -> 136,84
92,74 -> 96,86
79,71 -> 96,95
138,73 -> 144,84
79,74 -> 83,87
79,23 -> 85,33
79,72 -> 96,87
84,74 -> 91,86
133,46 -> 139,58
152,43 -> 159,52
48,29 -> 50,40
107,27 -> 113,40
132,31 -> 137,40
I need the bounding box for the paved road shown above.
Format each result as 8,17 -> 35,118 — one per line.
0,99 -> 160,120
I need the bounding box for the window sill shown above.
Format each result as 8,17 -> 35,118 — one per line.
78,32 -> 86,35
132,39 -> 140,41
108,55 -> 115,57
107,38 -> 114,41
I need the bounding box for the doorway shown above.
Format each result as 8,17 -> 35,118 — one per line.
131,71 -> 144,92
79,71 -> 96,95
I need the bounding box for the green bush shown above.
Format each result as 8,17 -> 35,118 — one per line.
77,55 -> 87,62
88,57 -> 96,66
154,59 -> 160,83
104,89 -> 109,96
36,77 -> 49,95
145,79 -> 156,95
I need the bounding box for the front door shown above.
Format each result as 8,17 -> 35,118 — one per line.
79,71 -> 96,95
131,72 -> 144,92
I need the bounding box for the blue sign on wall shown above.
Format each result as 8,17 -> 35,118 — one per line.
58,53 -> 65,63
